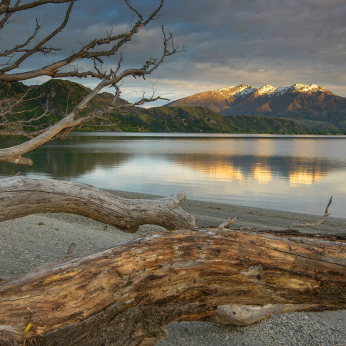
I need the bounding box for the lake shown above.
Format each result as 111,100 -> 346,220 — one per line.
1,133 -> 346,218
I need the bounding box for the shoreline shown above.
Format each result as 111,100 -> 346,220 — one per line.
1,190 -> 346,345
70,131 -> 346,136
1,188 -> 346,277
106,189 -> 346,234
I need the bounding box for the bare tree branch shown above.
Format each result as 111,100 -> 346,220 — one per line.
0,0 -> 181,165
218,217 -> 238,228
0,0 -> 20,31
0,17 -> 44,59
0,90 -> 53,139
0,0 -> 166,82
0,0 -> 76,74
0,0 -> 72,15
289,196 -> 333,229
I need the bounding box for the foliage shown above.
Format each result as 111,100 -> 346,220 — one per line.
112,106 -> 310,134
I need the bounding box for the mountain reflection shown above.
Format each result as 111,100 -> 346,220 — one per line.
0,150 -> 131,178
1,134 -> 346,217
252,165 -> 272,184
174,155 -> 335,186
1,152 -> 340,189
0,136 -> 343,186
0,137 -> 131,178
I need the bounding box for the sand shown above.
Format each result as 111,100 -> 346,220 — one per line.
1,190 -> 346,346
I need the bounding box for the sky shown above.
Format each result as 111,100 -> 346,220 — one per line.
2,0 -> 346,106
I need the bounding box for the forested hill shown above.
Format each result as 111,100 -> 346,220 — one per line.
0,79 -> 321,134
107,106 -> 309,134
0,79 -> 129,121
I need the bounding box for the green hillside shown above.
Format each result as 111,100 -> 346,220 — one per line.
105,106 -> 309,134
0,79 -> 127,132
1,80 -> 312,134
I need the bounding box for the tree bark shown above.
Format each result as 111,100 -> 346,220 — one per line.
1,228 -> 346,346
0,176 -> 195,232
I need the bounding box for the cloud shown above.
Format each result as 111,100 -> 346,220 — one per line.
1,0 -> 345,101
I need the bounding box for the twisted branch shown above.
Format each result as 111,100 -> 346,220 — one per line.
0,0 -> 181,165
0,0 -> 166,81
289,196 -> 333,229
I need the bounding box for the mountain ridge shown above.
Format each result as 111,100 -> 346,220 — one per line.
167,83 -> 346,130
0,79 -> 315,134
0,79 -> 343,134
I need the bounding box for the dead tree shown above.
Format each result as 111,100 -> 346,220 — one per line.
1,228 -> 346,346
0,0 -> 180,165
1,2 -> 346,346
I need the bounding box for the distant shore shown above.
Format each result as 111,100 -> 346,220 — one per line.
1,189 -> 346,345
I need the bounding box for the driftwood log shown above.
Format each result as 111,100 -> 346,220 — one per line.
1,228 -> 346,346
0,176 -> 195,232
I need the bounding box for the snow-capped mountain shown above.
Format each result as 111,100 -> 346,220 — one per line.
211,83 -> 333,99
212,84 -> 257,98
257,83 -> 331,97
167,83 -> 346,129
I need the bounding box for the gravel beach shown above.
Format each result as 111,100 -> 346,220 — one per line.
1,189 -> 345,346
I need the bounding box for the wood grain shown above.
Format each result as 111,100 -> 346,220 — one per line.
1,228 -> 346,345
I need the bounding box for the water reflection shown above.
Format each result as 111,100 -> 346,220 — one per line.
174,155 -> 338,186
1,134 -> 346,217
252,164 -> 272,184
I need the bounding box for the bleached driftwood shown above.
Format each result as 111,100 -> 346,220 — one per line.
218,217 -> 237,228
0,176 -> 195,232
1,228 -> 346,346
289,196 -> 333,229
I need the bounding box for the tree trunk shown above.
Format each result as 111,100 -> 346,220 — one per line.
0,176 -> 195,232
1,228 -> 346,346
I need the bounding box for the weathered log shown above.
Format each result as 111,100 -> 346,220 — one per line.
0,176 -> 195,232
1,228 -> 346,346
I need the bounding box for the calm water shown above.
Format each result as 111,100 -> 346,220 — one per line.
1,133 -> 346,218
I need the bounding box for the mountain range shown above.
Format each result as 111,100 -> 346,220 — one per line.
0,80 -> 344,134
167,83 -> 346,131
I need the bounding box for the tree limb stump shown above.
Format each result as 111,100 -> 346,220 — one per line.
1,228 -> 346,345
0,176 -> 195,232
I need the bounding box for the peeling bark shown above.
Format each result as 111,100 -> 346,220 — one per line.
1,228 -> 346,346
0,176 -> 195,232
